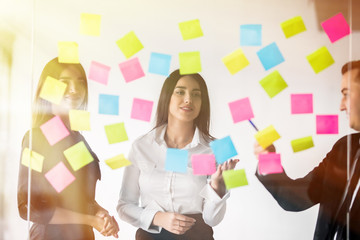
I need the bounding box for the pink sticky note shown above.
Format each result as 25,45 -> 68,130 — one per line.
119,57 -> 145,83
228,97 -> 254,123
258,153 -> 283,175
316,115 -> 338,134
131,98 -> 153,122
88,61 -> 111,85
45,162 -> 76,193
191,154 -> 216,175
321,12 -> 351,43
291,94 -> 313,114
40,116 -> 70,146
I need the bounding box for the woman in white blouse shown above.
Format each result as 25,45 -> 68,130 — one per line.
117,69 -> 238,240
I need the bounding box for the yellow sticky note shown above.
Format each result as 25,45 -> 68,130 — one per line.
222,48 -> 249,75
178,19 -> 204,40
306,46 -> 335,74
64,141 -> 94,171
255,125 -> 281,149
281,16 -> 306,38
104,122 -> 128,144
58,41 -> 80,64
179,51 -> 201,74
116,31 -> 144,59
291,136 -> 314,152
223,169 -> 248,189
80,13 -> 101,36
21,148 -> 44,172
259,71 -> 288,98
39,76 -> 67,104
105,154 -> 131,170
69,110 -> 90,131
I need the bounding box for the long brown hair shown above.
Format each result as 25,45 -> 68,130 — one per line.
32,57 -> 88,128
154,69 -> 214,142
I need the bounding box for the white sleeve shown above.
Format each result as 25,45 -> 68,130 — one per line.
199,183 -> 230,227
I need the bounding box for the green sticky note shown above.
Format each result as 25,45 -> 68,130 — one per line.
64,141 -> 94,171
291,136 -> 314,152
222,48 -> 250,75
39,76 -> 67,104
58,41 -> 80,64
255,125 -> 281,149
105,154 -> 131,169
259,71 -> 288,98
21,148 -> 44,172
179,51 -> 201,74
116,31 -> 144,59
306,46 -> 335,74
69,109 -> 91,131
281,16 -> 306,38
223,169 -> 248,189
178,19 -> 203,40
104,122 -> 128,144
80,13 -> 101,36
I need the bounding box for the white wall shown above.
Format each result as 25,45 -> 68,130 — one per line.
2,0 -> 360,239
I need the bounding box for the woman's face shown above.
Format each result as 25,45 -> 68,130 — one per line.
51,66 -> 87,115
168,76 -> 202,123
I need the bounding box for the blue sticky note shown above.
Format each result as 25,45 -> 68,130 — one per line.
256,42 -> 284,70
240,24 -> 262,46
165,148 -> 188,173
148,52 -> 172,76
210,136 -> 238,164
99,94 -> 119,115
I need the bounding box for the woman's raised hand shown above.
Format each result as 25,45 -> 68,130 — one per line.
210,159 -> 240,197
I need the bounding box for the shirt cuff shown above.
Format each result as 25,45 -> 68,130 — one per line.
199,183 -> 230,203
140,201 -> 164,233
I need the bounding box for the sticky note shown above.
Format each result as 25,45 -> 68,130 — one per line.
316,115 -> 338,134
58,41 -> 80,64
131,98 -> 153,122
63,141 -> 94,171
210,136 -> 238,164
191,154 -> 216,175
321,12 -> 350,43
45,162 -> 75,193
228,97 -> 254,123
240,24 -> 262,46
69,109 -> 90,131
306,46 -> 335,74
256,42 -> 284,71
259,71 -> 288,98
222,48 -> 250,75
291,136 -> 314,152
165,148 -> 188,173
178,19 -> 204,40
39,76 -> 67,105
116,31 -> 144,59
88,61 -> 111,85
281,16 -> 306,38
119,57 -> 145,83
179,51 -> 201,74
223,169 -> 248,189
258,153 -> 283,175
255,125 -> 281,149
98,94 -> 119,115
21,148 -> 44,172
291,94 -> 313,114
104,122 -> 128,144
105,154 -> 132,170
148,52 -> 172,76
40,115 -> 70,146
80,13 -> 101,36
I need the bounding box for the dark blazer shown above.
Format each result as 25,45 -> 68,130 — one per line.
256,133 -> 360,240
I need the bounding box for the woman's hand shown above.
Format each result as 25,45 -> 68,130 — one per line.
152,212 -> 196,235
210,159 -> 239,198
253,142 -> 276,160
94,211 -> 119,238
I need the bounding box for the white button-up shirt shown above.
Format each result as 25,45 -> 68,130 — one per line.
117,125 -> 230,233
